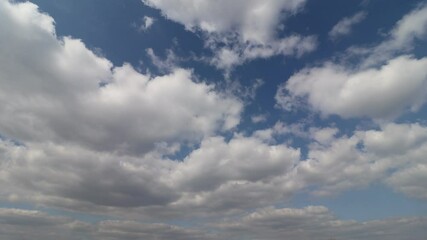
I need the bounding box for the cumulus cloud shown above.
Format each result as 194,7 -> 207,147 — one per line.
142,0 -> 305,43
167,135 -> 301,212
142,0 -> 316,70
0,0 -> 242,157
295,123 -> 427,197
277,4 -> 427,120
1,2 -> 427,237
278,55 -> 427,119
0,0 -> 303,219
329,11 -> 367,40
0,134 -> 301,216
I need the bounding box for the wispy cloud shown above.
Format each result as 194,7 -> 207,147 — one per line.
329,11 -> 367,40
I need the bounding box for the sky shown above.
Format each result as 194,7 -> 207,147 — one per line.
0,0 -> 427,239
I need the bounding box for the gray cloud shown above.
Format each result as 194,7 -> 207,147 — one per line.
0,208 -> 92,240
217,206 -> 427,240
1,207 -> 426,240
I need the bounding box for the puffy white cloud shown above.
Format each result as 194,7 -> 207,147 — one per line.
391,4 -> 427,45
0,0 -> 257,218
172,136 -> 299,192
278,4 -> 427,120
0,134 -> 301,215
295,123 -> 427,197
0,140 -> 180,209
0,0 -> 242,156
329,11 -> 367,40
142,0 -> 305,44
142,0 -> 316,70
278,55 -> 427,119
167,135 -> 301,212
1,2 -> 427,235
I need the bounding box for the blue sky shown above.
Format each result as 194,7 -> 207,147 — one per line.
0,0 -> 427,239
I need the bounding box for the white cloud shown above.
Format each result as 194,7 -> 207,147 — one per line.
277,4 -> 427,120
142,0 -> 316,70
295,123 -> 427,197
0,0 -> 302,218
311,127 -> 339,145
142,0 -> 305,44
0,0 -> 242,156
278,55 -> 427,119
0,134 -> 301,215
138,16 -> 155,31
360,3 -> 427,67
172,136 -> 299,192
329,11 -> 367,40
251,114 -> 267,124
1,1 -> 427,234
168,135 -> 301,212
210,35 -> 317,71
386,164 -> 427,200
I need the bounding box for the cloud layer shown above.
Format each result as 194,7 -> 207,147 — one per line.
1,207 -> 426,240
1,0 -> 427,239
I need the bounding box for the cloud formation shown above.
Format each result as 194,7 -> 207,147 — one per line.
295,123 -> 427,198
218,206 -> 427,240
0,0 -> 242,157
278,55 -> 427,119
329,11 -> 367,40
1,1 -> 427,239
142,0 -> 316,70
277,4 -> 427,120
1,207 -> 426,240
138,16 -> 155,31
